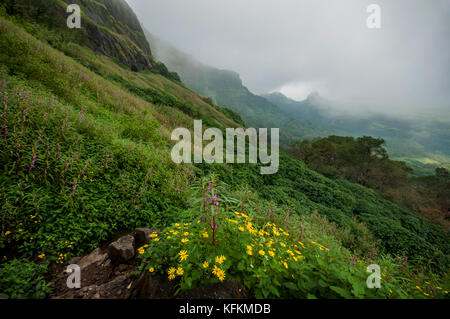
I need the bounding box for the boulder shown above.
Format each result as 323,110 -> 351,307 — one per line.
108,235 -> 135,264
134,228 -> 152,247
75,248 -> 107,271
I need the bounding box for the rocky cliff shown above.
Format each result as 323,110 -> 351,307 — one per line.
61,0 -> 153,71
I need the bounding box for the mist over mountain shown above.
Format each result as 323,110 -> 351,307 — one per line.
145,30 -> 449,175
146,31 -> 335,144
129,0 -> 450,117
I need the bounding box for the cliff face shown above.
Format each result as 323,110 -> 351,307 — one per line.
61,0 -> 153,71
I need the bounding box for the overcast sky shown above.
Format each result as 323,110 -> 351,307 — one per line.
127,0 -> 450,116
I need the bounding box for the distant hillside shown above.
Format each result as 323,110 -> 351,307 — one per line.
263,92 -> 450,175
145,32 -> 333,144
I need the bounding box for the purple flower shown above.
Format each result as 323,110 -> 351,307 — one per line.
29,155 -> 36,171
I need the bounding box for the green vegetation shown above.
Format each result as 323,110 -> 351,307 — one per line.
138,176 -> 449,298
0,5 -> 448,299
287,135 -> 450,229
0,259 -> 52,299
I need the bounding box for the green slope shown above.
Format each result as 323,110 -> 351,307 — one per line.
0,3 -> 448,299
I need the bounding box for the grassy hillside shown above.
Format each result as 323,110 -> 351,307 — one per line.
0,7 -> 448,299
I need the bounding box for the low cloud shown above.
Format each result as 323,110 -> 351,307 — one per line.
127,0 -> 450,116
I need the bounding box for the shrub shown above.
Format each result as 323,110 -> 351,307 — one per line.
0,259 -> 52,299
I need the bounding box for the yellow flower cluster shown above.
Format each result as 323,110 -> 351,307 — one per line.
138,244 -> 149,255
212,265 -> 226,282
215,255 -> 226,264
168,266 -> 184,280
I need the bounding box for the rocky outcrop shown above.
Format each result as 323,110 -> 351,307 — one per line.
108,235 -> 135,264
49,228 -> 249,299
60,0 -> 153,71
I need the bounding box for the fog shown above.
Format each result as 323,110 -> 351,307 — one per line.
126,0 -> 450,117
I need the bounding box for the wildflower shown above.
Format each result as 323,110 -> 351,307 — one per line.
179,250 -> 189,262
168,267 -> 176,280
283,262 -> 289,269
215,255 -> 226,264
149,267 -> 154,273
203,261 -> 209,268
38,253 -> 45,259
153,238 -> 160,242
183,232 -> 190,236
137,247 -> 145,255
150,232 -> 158,238
176,267 -> 184,276
181,238 -> 189,244
4,231 -> 11,236
212,265 -> 226,282
268,251 -> 275,257
259,250 -> 265,256
201,232 -> 209,238
280,242 -> 286,248
238,226 -> 244,232
246,248 -> 253,256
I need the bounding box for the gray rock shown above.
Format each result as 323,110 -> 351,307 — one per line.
108,235 -> 135,264
134,228 -> 152,247
77,248 -> 107,271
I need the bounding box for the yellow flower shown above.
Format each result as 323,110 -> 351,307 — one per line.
268,251 -> 275,257
150,233 -> 158,238
246,249 -> 253,256
212,265 -> 226,282
280,242 -> 286,248
176,267 -> 184,276
38,253 -> 45,259
228,219 -> 238,224
179,250 -> 189,262
283,262 -> 289,269
202,232 -> 209,238
4,231 -> 11,236
168,274 -> 176,280
238,226 -> 244,232
153,238 -> 160,242
183,232 -> 190,236
215,255 -> 226,264
259,250 -> 265,256
137,247 -> 145,255
149,267 -> 154,273
203,261 -> 209,268
181,238 -> 189,244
